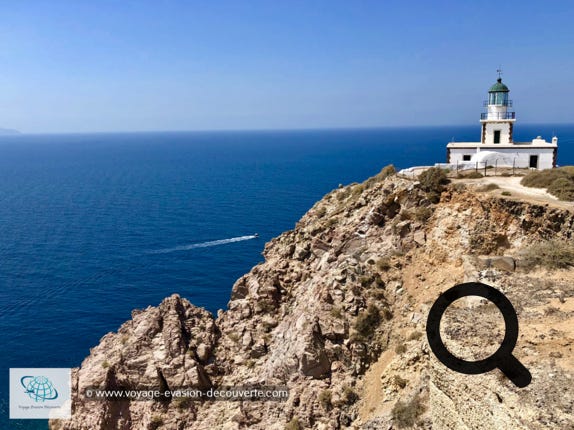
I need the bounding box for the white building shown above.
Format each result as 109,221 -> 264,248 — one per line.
446,76 -> 558,170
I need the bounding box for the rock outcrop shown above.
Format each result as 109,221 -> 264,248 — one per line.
51,171 -> 574,430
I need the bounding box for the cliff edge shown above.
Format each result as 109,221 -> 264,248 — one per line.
51,168 -> 574,430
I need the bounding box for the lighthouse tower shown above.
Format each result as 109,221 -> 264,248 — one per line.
445,73 -> 558,170
480,76 -> 515,144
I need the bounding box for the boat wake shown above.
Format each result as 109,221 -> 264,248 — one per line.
148,235 -> 258,254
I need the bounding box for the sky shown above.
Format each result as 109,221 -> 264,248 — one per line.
1,0 -> 573,133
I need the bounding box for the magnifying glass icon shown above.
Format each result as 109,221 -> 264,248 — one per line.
426,282 -> 531,388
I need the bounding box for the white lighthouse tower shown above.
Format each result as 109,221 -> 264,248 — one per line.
446,73 -> 558,170
480,75 -> 515,144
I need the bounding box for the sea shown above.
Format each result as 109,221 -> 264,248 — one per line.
1,125 -> 573,429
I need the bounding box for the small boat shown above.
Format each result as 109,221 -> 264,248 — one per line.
254,233 -> 259,238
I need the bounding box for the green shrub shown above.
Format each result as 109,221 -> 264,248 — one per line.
418,167 -> 450,202
521,239 -> 574,270
354,304 -> 381,339
547,177 -> 574,201
395,343 -> 407,354
330,306 -> 343,319
285,418 -> 302,430
414,206 -> 432,222
380,164 -> 397,177
392,395 -> 426,428
399,209 -> 414,221
521,167 -> 571,188
407,330 -> 422,341
336,188 -> 350,201
521,167 -> 574,200
359,273 -> 384,289
325,217 -> 338,228
150,416 -> 164,430
174,396 -> 191,410
352,184 -> 365,197
381,307 -> 393,321
501,191 -> 511,196
342,386 -> 359,405
359,275 -> 374,287
464,171 -> 484,179
319,389 -> 332,411
477,183 -> 500,192
377,257 -> 391,272
418,167 -> 449,191
366,164 -> 397,188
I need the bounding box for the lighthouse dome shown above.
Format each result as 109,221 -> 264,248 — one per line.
489,78 -> 509,93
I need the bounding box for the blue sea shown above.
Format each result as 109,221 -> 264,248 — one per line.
1,126 -> 573,429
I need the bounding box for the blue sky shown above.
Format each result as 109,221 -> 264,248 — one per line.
1,0 -> 573,133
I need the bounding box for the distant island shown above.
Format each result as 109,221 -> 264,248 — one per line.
0,128 -> 21,135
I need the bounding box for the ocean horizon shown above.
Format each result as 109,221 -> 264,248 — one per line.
1,125 -> 573,429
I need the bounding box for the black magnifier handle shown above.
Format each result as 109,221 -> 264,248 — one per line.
497,354 -> 532,388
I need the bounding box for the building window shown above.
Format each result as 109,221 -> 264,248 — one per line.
463,155 -> 471,161
494,130 -> 501,144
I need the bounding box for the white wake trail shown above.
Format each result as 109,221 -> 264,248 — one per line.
148,235 -> 258,254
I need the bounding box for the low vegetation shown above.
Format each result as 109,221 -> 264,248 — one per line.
353,304 -> 381,340
174,396 -> 191,410
414,206 -> 433,222
365,164 -> 397,188
418,167 -> 450,202
318,389 -> 332,411
460,171 -> 483,179
477,183 -> 500,192
395,343 -> 407,354
359,273 -> 385,289
376,257 -> 391,272
392,395 -> 426,428
521,166 -> 574,201
149,416 -> 164,430
341,386 -> 359,405
284,418 -> 302,430
407,330 -> 423,341
520,239 -> 574,270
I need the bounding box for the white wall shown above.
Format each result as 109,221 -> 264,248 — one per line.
448,147 -> 555,169
482,122 -> 513,144
486,104 -> 508,119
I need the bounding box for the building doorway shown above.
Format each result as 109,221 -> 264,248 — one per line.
493,130 -> 501,144
529,155 -> 539,169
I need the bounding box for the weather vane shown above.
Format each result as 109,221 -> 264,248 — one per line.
497,66 -> 503,79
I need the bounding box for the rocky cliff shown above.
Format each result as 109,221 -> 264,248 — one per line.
51,169 -> 574,430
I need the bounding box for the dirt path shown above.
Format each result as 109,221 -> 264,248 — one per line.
455,176 -> 574,211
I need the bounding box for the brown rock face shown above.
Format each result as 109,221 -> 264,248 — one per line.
51,174 -> 574,430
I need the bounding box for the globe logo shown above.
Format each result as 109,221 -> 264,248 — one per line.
20,375 -> 59,402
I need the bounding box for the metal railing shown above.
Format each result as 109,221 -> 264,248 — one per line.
483,100 -> 513,107
480,112 -> 516,120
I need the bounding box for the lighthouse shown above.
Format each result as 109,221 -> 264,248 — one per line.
446,74 -> 558,170
480,77 -> 515,144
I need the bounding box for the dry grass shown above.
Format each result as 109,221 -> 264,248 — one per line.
521,167 -> 574,201
365,164 -> 397,188
353,304 -> 381,340
392,394 -> 426,428
284,418 -> 302,430
477,183 -> 500,192
462,171 -> 484,179
520,239 -> 574,270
